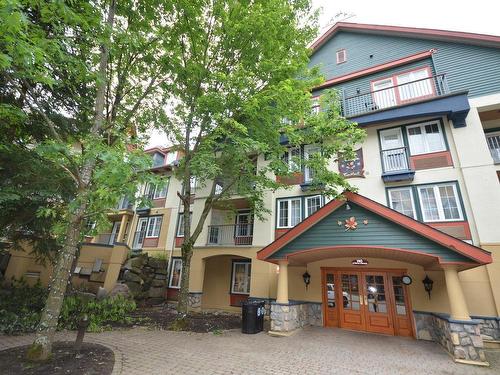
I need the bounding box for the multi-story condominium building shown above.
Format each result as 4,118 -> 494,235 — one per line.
4,22 -> 500,365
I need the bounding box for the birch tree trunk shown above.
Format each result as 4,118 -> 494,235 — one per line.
27,0 -> 116,361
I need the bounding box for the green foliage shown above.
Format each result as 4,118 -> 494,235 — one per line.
59,294 -> 136,332
0,281 -> 136,334
0,279 -> 48,334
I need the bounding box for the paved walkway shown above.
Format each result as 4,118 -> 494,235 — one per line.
1,327 -> 499,374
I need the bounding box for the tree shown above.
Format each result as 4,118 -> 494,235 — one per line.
1,0 -> 176,359
153,0 -> 366,314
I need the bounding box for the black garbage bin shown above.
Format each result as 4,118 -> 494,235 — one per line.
241,301 -> 265,334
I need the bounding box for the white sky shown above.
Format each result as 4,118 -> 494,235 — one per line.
147,0 -> 500,148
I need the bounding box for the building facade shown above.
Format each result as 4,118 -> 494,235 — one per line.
4,22 -> 500,365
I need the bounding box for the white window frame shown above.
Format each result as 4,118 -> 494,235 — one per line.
177,212 -> 191,237
152,152 -> 165,167
336,49 -> 346,64
304,144 -> 321,183
417,183 -> 464,222
311,97 -> 320,114
277,197 -> 302,229
189,176 -> 197,192
152,177 -> 170,199
145,216 -> 162,238
305,195 -> 323,218
406,120 -> 446,156
168,258 -> 182,289
388,187 -> 417,219
165,151 -> 177,165
231,261 -> 251,295
282,147 -> 301,172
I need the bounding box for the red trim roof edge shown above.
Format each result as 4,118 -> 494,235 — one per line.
257,192 -> 492,265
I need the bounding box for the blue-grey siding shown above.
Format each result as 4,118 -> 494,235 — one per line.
270,203 -> 472,263
309,31 -> 500,98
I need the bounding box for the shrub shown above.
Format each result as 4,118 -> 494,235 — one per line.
0,279 -> 47,334
0,280 -> 136,334
59,294 -> 136,332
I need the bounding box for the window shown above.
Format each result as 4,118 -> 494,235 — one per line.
177,213 -> 191,237
388,187 -> 416,219
396,68 -> 433,101
169,258 -> 182,288
145,180 -> 169,200
277,198 -> 301,228
311,97 -> 320,114
305,195 -> 322,218
417,183 -> 463,222
304,144 -> 321,182
152,152 -> 165,167
145,216 -> 162,238
336,49 -> 346,64
406,121 -> 446,155
189,176 -> 197,191
165,151 -> 177,165
282,147 -> 301,172
231,261 -> 251,294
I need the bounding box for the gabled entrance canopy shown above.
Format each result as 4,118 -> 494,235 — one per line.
257,192 -> 491,271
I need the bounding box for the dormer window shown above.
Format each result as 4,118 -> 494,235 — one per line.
152,152 -> 165,167
336,49 -> 347,64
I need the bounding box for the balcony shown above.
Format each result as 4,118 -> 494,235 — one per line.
342,75 -> 470,127
207,224 -> 254,246
380,147 -> 415,182
486,132 -> 500,164
90,233 -> 118,246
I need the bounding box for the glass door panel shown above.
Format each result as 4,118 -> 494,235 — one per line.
341,274 -> 361,311
324,272 -> 339,327
365,275 -> 388,313
363,273 -> 394,335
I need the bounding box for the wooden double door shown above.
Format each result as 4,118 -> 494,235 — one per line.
322,268 -> 414,337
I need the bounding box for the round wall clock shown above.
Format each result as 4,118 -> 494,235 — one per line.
402,275 -> 412,285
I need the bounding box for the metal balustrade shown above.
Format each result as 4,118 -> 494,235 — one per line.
380,147 -> 410,173
207,224 -> 254,246
486,133 -> 500,164
342,74 -> 448,118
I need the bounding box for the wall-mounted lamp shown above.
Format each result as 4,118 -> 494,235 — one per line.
302,271 -> 311,289
422,275 -> 434,299
345,203 -> 351,210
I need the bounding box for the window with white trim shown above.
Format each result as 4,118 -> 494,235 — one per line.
305,195 -> 322,218
406,121 -> 446,155
231,261 -> 251,294
189,176 -> 197,191
388,187 -> 416,219
336,49 -> 346,64
169,258 -> 182,288
417,183 -> 463,222
277,198 -> 301,228
396,68 -> 433,101
304,144 -> 321,182
176,213 -> 191,237
311,97 -> 320,114
282,147 -> 301,172
152,152 -> 165,167
165,151 -> 177,165
145,216 -> 162,238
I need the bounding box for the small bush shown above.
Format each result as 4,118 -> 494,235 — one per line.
0,279 -> 47,334
59,294 -> 136,332
0,281 -> 136,334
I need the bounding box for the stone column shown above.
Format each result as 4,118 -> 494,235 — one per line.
116,215 -> 128,243
443,266 -> 471,321
276,260 -> 289,304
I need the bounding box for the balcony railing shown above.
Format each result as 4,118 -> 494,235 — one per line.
92,233 -> 117,245
342,74 -> 449,118
207,224 -> 254,246
381,147 -> 411,173
486,133 -> 500,164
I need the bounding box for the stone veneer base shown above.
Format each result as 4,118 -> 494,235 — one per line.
270,301 -> 322,333
414,311 -> 488,365
187,292 -> 203,309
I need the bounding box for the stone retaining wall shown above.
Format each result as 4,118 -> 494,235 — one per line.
270,301 -> 322,332
471,316 -> 500,341
414,311 -> 487,364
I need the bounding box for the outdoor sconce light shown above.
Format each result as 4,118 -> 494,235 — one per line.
302,271 -> 311,289
345,203 -> 351,210
422,275 -> 434,299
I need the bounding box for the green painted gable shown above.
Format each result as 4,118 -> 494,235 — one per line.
309,31 -> 500,98
270,202 -> 471,263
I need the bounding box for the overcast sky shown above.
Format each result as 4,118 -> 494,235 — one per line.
146,0 -> 500,148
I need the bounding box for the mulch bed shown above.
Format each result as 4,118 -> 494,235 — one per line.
127,304 -> 242,332
0,342 -> 114,375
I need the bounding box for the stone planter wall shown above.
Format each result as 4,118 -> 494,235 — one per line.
120,253 -> 168,304
188,292 -> 203,309
270,301 -> 322,332
414,311 -> 487,364
471,316 -> 500,341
